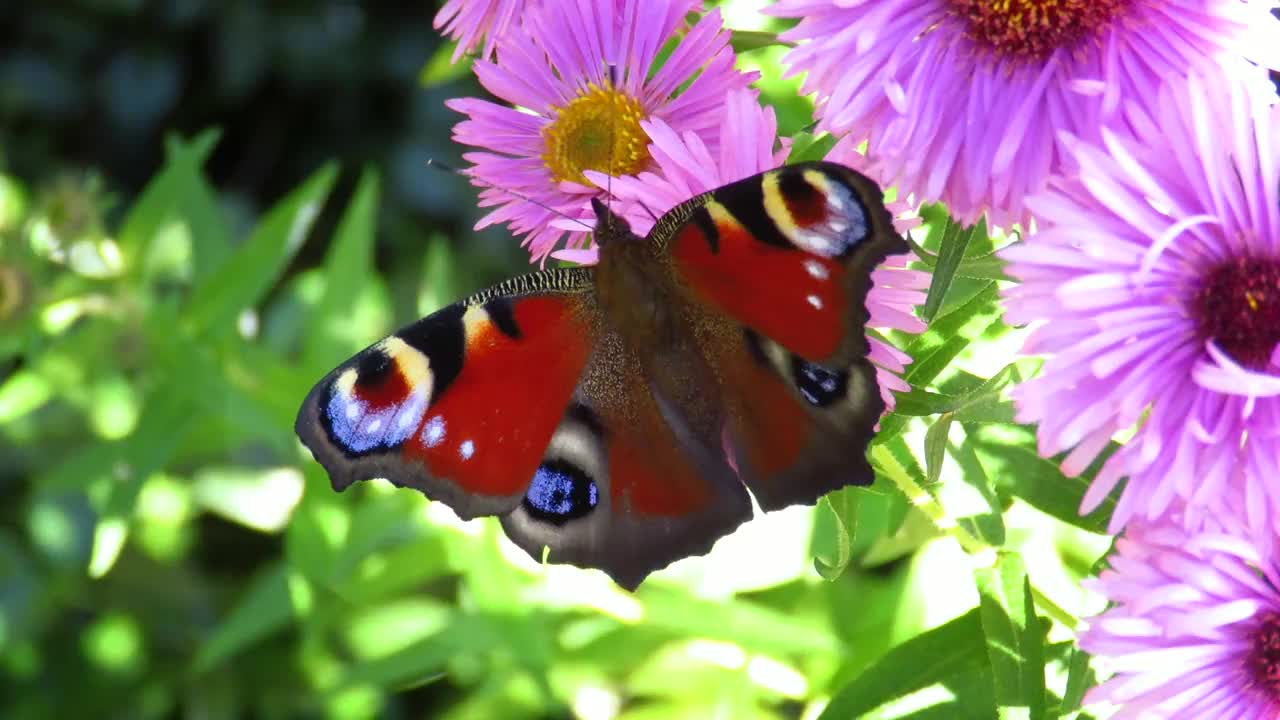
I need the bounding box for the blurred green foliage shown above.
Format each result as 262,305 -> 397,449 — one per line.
0,3 -> 1119,720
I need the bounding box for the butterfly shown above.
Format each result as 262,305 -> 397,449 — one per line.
295,161 -> 908,590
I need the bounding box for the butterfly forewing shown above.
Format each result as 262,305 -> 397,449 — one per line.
663,161 -> 906,367
655,162 -> 906,509
295,268 -> 598,520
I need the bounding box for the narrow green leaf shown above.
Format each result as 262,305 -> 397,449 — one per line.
905,283 -> 1003,390
787,132 -> 838,165
975,552 -> 1046,720
1061,647 -> 1096,715
907,236 -> 1012,282
184,164 -> 338,335
967,424 -> 1115,534
418,234 -> 456,317
194,563 -> 294,673
730,28 -> 784,53
921,219 -> 975,321
304,168 -> 380,370
167,136 -> 233,283
118,129 -> 221,261
947,437 -> 1007,547
419,42 -> 473,88
924,414 -> 953,486
895,364 -> 1017,423
817,609 -> 994,720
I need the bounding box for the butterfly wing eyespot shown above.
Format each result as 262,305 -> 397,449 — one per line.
321,337 -> 433,458
665,161 -> 907,368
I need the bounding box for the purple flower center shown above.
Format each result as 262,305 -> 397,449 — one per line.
1249,612 -> 1280,697
542,84 -> 649,185
949,0 -> 1128,60
1194,255 -> 1280,370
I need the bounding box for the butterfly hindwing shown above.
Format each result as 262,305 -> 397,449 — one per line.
708,326 -> 881,510
501,328 -> 753,590
295,268 -> 597,519
664,161 -> 907,367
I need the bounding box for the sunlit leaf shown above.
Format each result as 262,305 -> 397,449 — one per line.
817,609 -> 994,720
184,164 -> 338,335
967,424 -> 1116,535
305,168 -> 379,372
975,552 -> 1046,720
118,129 -> 221,263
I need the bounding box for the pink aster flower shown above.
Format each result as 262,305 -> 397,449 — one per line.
434,0 -> 528,60
577,89 -> 929,410
1001,67 -> 1280,540
766,0 -> 1280,229
1080,515 -> 1280,718
447,0 -> 753,262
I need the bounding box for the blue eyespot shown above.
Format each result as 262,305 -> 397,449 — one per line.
325,383 -> 427,454
792,359 -> 848,407
523,461 -> 599,525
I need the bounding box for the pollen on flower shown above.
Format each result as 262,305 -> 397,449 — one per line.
1194,255 -> 1280,369
542,84 -> 650,185
949,0 -> 1129,60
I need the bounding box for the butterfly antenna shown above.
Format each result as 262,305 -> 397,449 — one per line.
425,158 -> 595,233
603,63 -> 620,233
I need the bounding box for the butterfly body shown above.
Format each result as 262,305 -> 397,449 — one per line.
296,162 -> 908,589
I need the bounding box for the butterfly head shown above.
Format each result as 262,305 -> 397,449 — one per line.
591,197 -> 637,246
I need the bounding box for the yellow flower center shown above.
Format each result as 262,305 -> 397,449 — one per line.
949,0 -> 1128,60
542,84 -> 650,185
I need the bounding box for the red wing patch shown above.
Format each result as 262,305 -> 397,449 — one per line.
662,162 -> 907,369
713,334 -> 813,482
404,296 -> 592,498
672,213 -> 847,362
602,388 -> 715,517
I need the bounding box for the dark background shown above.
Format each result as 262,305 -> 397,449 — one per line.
0,0 -> 528,276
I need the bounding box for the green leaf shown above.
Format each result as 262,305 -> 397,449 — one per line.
194,563 -> 294,673
967,424 -> 1115,535
304,168 -> 380,371
923,414 -> 953,486
813,490 -> 858,579
419,42 -> 473,88
904,282 -> 1003,390
921,219 -> 974,321
1061,647 -> 1096,715
184,164 -> 338,335
729,28 -> 783,53
118,129 -> 221,263
947,437 -> 1007,547
787,132 -> 838,165
894,364 -> 1018,424
975,552 -> 1046,720
817,609 -> 994,720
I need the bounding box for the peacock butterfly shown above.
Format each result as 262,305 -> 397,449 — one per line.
295,161 -> 908,590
